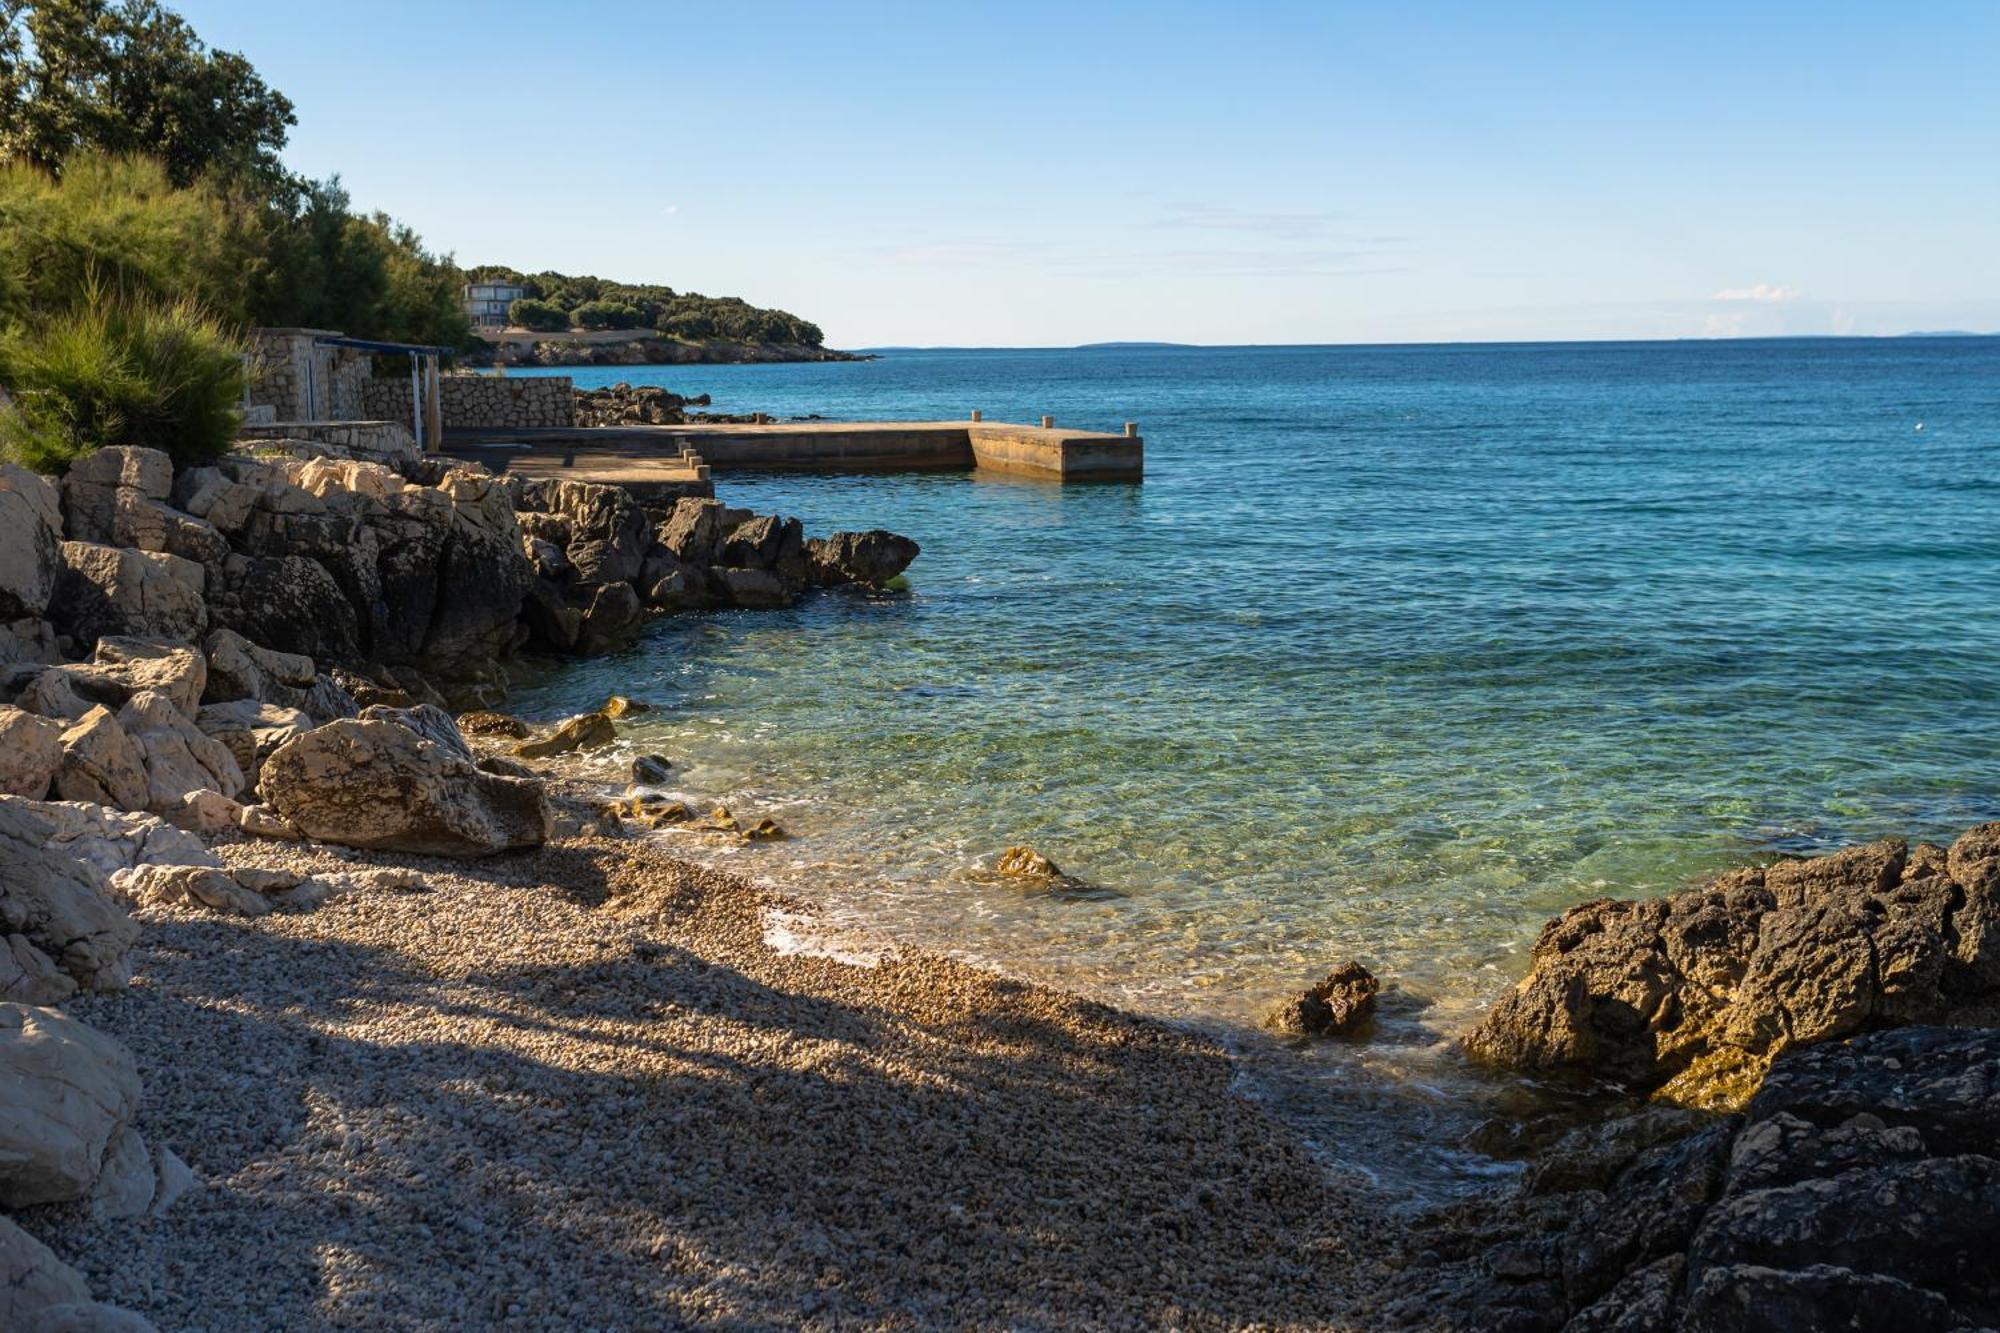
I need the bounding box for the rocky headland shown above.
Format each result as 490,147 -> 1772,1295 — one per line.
462,334 -> 869,370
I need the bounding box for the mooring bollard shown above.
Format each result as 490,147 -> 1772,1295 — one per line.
1040,415 -> 1054,429
970,409 -> 983,422
1124,422 -> 1138,438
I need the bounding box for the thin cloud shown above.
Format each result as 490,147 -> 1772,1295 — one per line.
1150,205 -> 1352,240
660,205 -> 680,217
1711,282 -> 1801,303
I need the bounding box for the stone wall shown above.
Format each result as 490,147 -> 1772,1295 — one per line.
245,330 -> 370,422
362,375 -> 575,432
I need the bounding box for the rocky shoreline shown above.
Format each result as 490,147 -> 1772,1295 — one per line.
1,425 -> 1995,1329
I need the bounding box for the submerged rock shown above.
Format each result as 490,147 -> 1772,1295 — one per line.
514,710 -> 616,759
631,753 -> 674,785
1263,961 -> 1380,1037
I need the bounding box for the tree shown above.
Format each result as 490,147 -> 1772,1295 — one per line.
0,0 -> 296,188
508,297 -> 567,332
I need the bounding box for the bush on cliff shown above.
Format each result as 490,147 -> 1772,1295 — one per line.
0,284 -> 243,474
508,297 -> 568,332
570,299 -> 645,331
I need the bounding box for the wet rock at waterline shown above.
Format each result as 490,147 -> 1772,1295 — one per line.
1264,961 -> 1380,1038
807,530 -> 920,588
631,753 -> 674,785
514,710 -> 616,758
1464,828 -> 2000,1109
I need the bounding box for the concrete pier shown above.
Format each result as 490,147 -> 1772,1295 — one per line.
447,417 -> 1144,488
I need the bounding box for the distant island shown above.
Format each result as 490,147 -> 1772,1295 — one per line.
458,265 -> 866,366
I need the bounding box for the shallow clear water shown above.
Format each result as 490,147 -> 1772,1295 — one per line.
512,339 -> 2000,1191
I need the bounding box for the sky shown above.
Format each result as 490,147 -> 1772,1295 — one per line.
172,1 -> 2000,348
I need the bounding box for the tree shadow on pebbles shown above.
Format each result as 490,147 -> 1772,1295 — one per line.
44,841 -> 1384,1331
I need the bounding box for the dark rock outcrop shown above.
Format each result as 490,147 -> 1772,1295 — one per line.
1412,1026 -> 2000,1331
1464,829 -> 2000,1108
807,530 -> 920,588
1263,961 -> 1380,1037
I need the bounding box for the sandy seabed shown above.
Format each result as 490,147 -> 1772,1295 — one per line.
39,805 -> 1399,1331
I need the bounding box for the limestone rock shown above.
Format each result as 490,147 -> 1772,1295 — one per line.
116,689 -> 245,812
515,710 -> 616,758
60,445 -> 171,543
1463,831 -> 2000,1107
0,1214 -> 92,1327
573,579 -> 646,655
631,753 -> 674,785
806,530 -> 921,588
86,638 -> 208,715
0,463 -> 62,618
9,797 -> 217,877
0,1002 -> 142,1206
713,566 -> 794,609
0,800 -> 138,1001
54,707 -> 148,812
194,699 -> 312,784
260,709 -> 551,856
1263,961 -> 1380,1037
53,542 -> 206,642
657,497 -> 727,562
164,788 -> 244,836
112,863 -> 270,916
201,628 -> 319,710
0,706 -> 64,797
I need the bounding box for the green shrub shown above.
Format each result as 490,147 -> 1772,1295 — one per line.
570,299 -> 643,331
0,283 -> 245,474
508,297 -> 568,332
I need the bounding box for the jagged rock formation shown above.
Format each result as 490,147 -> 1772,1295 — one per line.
1465,828 -> 2000,1108
1405,1026 -> 2000,1331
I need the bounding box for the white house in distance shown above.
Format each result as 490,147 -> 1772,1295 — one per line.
462,278 -> 527,328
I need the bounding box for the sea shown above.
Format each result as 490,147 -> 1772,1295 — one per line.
506,337 -> 2000,1195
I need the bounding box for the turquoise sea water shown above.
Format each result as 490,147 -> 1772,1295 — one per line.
512,339 -> 2000,1188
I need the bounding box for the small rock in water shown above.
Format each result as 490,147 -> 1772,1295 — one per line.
602,695 -> 652,718
631,753 -> 674,785
744,818 -> 786,842
514,711 -> 615,758
604,794 -> 693,829
995,846 -> 1063,880
1263,961 -> 1380,1038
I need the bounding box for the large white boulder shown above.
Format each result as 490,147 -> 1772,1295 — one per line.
0,1003 -> 141,1207
0,800 -> 138,1003
0,705 -> 64,798
260,704 -> 550,856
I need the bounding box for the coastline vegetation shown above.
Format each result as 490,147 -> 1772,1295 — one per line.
466,264 -> 826,347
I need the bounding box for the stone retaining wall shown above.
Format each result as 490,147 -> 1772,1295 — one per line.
363,375 -> 574,431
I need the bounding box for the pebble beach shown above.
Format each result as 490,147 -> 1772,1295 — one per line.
42,791 -> 1394,1331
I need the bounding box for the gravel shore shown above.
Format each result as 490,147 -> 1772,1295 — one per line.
39,813 -> 1395,1330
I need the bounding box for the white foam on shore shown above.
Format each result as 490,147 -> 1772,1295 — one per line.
760,905 -> 895,968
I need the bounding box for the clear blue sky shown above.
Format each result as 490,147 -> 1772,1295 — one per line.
174,0 -> 2000,347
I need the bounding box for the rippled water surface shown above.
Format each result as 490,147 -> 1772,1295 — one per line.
511,340 -> 2000,1187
